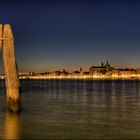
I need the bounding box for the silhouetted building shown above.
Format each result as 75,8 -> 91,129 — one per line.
80,67 -> 83,76
71,71 -> 80,76
90,61 -> 113,75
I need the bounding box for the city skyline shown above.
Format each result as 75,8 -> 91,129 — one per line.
0,0 -> 140,72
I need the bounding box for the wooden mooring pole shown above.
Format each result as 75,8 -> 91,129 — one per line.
0,24 -> 20,112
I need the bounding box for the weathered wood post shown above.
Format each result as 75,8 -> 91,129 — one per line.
1,24 -> 20,112
0,25 -> 2,52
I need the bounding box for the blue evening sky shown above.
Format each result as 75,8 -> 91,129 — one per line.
0,0 -> 140,72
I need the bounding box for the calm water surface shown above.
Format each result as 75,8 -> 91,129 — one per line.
0,80 -> 140,139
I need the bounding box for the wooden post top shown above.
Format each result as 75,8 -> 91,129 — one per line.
0,24 -> 14,40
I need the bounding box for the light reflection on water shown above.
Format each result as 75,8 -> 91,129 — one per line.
0,80 -> 140,139
4,112 -> 20,139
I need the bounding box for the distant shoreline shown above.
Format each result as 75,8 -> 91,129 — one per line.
0,76 -> 140,80
19,77 -> 140,80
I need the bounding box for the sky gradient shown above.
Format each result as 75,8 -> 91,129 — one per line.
1,0 -> 140,72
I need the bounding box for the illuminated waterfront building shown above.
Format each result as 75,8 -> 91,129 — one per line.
119,69 -> 136,77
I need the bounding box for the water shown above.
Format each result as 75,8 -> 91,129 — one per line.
0,79 -> 140,139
